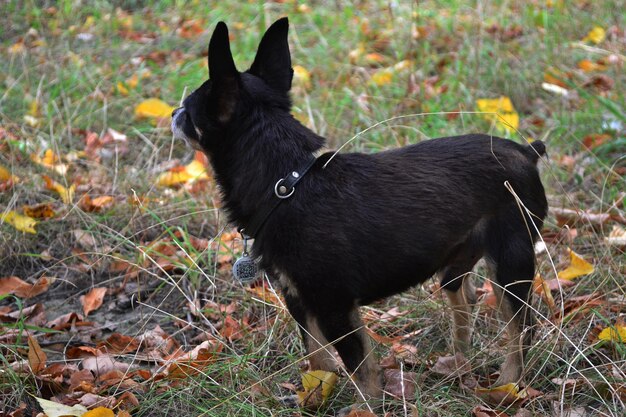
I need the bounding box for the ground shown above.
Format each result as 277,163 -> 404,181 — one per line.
0,1 -> 625,416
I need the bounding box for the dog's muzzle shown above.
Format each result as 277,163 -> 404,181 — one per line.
171,107 -> 187,140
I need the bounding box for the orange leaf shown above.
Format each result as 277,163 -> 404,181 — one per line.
23,203 -> 56,219
28,334 -> 47,374
81,287 -> 107,316
82,406 -> 115,417
80,195 -> 115,212
0,276 -> 51,298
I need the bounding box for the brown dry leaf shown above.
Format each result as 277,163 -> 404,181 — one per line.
81,287 -> 107,316
246,284 -> 283,308
27,335 -> 47,374
384,368 -> 417,399
472,405 -> 509,417
73,229 -> 98,251
582,133 -> 612,149
166,340 -> 219,379
98,333 -> 140,354
23,203 -> 55,219
0,276 -> 52,298
345,409 -> 379,417
431,352 -> 471,378
366,327 -> 401,345
82,353 -> 130,376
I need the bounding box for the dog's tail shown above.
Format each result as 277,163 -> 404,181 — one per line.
526,140 -> 546,163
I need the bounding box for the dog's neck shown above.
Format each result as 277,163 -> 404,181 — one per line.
210,112 -> 324,230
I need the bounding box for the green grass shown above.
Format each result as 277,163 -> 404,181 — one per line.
1,0 -> 625,416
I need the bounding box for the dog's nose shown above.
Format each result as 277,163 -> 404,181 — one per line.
172,107 -> 183,118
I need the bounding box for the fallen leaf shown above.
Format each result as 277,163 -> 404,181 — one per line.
472,405 -> 509,417
345,409 -> 379,417
0,276 -> 52,298
606,225 -> 626,246
583,26 -> 606,44
577,59 -> 607,72
157,159 -> 209,187
82,353 -> 130,375
476,96 -> 519,133
80,195 -> 115,212
135,98 -> 175,122
384,368 -> 417,399
431,352 -> 471,378
582,133 -> 612,149
293,65 -> 312,90
28,335 -> 47,374
1,210 -> 37,234
23,203 -> 55,219
598,325 -> 626,343
34,397 -> 88,417
73,229 -> 98,251
370,69 -> 393,86
297,370 -> 338,409
31,149 -> 68,175
558,249 -> 594,280
42,175 -> 75,204
476,383 -> 525,406
81,287 -> 107,316
0,164 -> 19,189
82,406 -> 115,417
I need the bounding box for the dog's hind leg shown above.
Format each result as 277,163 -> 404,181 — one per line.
486,234 -> 537,386
314,304 -> 382,399
440,245 -> 481,354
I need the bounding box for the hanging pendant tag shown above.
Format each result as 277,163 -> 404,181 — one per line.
233,234 -> 259,284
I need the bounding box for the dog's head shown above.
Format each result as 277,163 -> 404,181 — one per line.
171,18 -> 294,153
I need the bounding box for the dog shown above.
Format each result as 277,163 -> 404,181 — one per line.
171,17 -> 548,400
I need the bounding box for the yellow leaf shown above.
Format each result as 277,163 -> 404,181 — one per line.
370,69 -> 393,86
34,397 -> 88,417
297,370 -> 338,408
583,26 -> 606,44
558,248 -> 594,280
157,159 -> 209,187
598,325 -> 626,343
117,82 -> 129,96
1,211 -> 37,234
83,407 -> 115,417
42,175 -> 75,204
135,98 -> 175,120
293,65 -> 312,89
476,382 -> 528,405
476,96 -> 519,133
0,164 -> 19,185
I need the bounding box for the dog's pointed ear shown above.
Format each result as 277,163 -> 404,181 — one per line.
208,22 -> 239,124
209,21 -> 237,80
249,17 -> 293,92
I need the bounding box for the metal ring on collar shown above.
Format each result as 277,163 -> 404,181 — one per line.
274,178 -> 295,199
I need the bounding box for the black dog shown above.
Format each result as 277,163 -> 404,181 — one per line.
171,18 -> 548,399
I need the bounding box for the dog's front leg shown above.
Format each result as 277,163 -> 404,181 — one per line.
283,291 -> 336,371
315,305 -> 382,399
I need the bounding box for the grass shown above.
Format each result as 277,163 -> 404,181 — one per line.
1,0 -> 625,416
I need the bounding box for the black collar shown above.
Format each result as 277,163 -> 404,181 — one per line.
239,155 -> 317,239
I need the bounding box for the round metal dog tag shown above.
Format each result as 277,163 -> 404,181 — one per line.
232,255 -> 259,284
